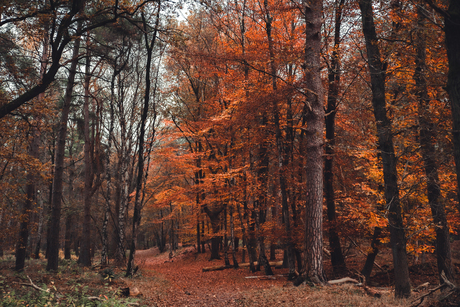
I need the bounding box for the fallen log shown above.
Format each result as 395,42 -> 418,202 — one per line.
202,265 -> 233,272
327,276 -> 382,298
203,261 -> 283,272
328,277 -> 359,285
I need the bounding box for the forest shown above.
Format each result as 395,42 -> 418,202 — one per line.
1,0 -> 460,305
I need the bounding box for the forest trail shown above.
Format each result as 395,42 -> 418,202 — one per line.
121,247 -> 408,307
127,247 -> 288,306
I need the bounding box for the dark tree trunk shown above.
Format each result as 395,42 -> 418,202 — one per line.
15,127 -> 39,271
204,205 -> 224,260
415,7 -> 455,283
79,43 -> 93,267
256,208 -> 273,275
263,0 -> 294,278
223,206 -> 230,266
101,65 -> 117,265
361,227 -> 382,282
126,6 -> 160,276
325,0 -> 346,277
64,213 -> 73,260
302,0 -> 327,284
47,31 -> 81,272
358,0 -> 411,297
230,205 -> 238,268
445,1 -> 460,215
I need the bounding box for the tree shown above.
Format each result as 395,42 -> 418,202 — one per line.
302,0 -> 327,284
0,0 -> 159,120
126,2 -> 161,276
324,0 -> 346,276
47,31 -> 82,271
414,4 -> 455,283
358,0 -> 411,298
444,1 -> 460,216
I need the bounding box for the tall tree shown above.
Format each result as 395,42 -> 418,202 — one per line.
444,1 -> 460,215
302,0 -> 327,284
414,5 -> 455,283
47,30 -> 82,271
325,0 -> 346,276
358,0 -> 411,297
14,23 -> 49,271
126,2 -> 161,276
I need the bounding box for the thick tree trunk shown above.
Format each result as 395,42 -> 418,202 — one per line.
47,32 -> 81,272
204,205 -> 224,260
325,0 -> 346,277
302,0 -> 327,284
415,7 -> 455,283
358,0 -> 411,297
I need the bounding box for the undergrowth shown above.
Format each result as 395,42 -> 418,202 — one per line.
0,255 -> 140,307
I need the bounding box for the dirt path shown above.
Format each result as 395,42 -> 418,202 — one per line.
120,247 -> 410,307
126,247 -> 289,306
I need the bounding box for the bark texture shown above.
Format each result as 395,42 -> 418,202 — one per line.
303,0 -> 326,284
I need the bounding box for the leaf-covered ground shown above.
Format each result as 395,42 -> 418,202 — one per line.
126,246 -> 410,306
2,242 -> 460,306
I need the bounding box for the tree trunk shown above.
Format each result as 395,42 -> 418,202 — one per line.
64,213 -> 73,260
415,7 -> 455,283
263,0 -> 295,279
223,206 -> 230,266
16,25 -> 49,267
325,0 -> 346,277
445,1 -> 460,215
126,5 -> 160,276
256,208 -> 273,275
302,0 -> 327,284
47,30 -> 81,272
101,63 -> 117,265
79,42 -> 93,267
361,226 -> 382,282
358,0 -> 411,297
204,205 -> 224,260
15,127 -> 39,271
230,204 -> 238,268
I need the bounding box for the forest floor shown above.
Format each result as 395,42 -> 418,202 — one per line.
1,241 -> 460,306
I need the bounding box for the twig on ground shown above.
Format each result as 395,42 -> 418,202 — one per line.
17,275 -> 50,293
